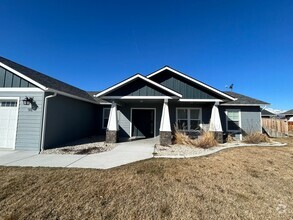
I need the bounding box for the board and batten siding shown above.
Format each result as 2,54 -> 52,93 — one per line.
149,69 -> 223,99
0,90 -> 45,150
106,78 -> 173,97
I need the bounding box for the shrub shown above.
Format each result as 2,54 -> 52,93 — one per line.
193,131 -> 218,149
173,126 -> 218,148
243,132 -> 271,144
226,134 -> 235,143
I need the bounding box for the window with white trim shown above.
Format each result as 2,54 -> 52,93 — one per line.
176,108 -> 201,131
102,108 -> 110,129
0,101 -> 17,107
226,109 -> 241,131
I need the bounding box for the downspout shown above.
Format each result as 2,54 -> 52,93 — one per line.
40,92 -> 57,152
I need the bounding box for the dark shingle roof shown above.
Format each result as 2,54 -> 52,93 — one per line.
222,91 -> 269,105
283,109 -> 293,116
261,109 -> 275,116
0,56 -> 95,103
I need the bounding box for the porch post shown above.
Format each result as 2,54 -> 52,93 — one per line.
159,99 -> 172,145
106,102 -> 119,143
209,102 -> 223,143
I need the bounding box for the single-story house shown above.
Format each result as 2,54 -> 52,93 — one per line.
0,56 -> 100,151
94,66 -> 269,145
283,109 -> 293,121
0,57 -> 269,151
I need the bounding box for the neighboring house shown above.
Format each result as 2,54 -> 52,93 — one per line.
0,57 -> 100,151
0,57 -> 269,150
94,66 -> 269,144
261,109 -> 276,118
283,109 -> 293,121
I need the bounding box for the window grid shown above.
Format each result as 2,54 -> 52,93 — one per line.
226,109 -> 241,132
0,101 -> 17,107
176,108 -> 201,131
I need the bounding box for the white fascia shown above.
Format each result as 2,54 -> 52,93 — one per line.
0,62 -> 97,105
179,99 -> 223,102
94,74 -> 182,98
0,62 -> 48,90
147,66 -> 236,101
102,96 -> 177,99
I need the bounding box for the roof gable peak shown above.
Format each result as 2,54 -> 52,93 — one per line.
147,66 -> 236,101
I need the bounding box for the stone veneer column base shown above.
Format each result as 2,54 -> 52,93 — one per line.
213,131 -> 223,143
106,130 -> 119,143
160,131 -> 172,146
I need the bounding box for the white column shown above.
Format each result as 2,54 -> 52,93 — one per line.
107,102 -> 118,131
209,102 -> 223,132
160,99 -> 171,132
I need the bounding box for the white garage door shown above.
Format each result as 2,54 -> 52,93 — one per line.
0,100 -> 18,149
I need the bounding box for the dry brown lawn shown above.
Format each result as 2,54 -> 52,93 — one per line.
1,138 -> 293,220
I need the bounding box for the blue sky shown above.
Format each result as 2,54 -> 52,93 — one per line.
1,0 -> 292,110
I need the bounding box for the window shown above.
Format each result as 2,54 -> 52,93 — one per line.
226,109 -> 241,131
102,108 -> 110,129
0,101 -> 17,107
176,108 -> 201,131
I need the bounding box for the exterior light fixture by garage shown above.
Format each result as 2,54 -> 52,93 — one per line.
22,97 -> 34,105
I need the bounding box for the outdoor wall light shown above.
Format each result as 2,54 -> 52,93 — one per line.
22,97 -> 34,105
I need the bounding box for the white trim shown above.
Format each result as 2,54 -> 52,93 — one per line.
225,109 -> 242,132
130,108 -> 156,138
46,89 -> 98,105
0,62 -> 47,90
259,110 -> 263,133
179,99 -> 223,102
147,66 -> 236,101
0,63 -> 97,105
0,97 -> 19,150
221,104 -> 268,106
41,93 -> 57,151
95,74 -> 182,98
102,107 -> 110,129
176,107 -> 202,131
0,88 -> 43,92
160,100 -> 171,132
102,96 -> 177,100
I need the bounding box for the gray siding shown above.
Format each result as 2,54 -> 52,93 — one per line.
44,93 -> 101,149
107,78 -> 173,97
219,106 -> 262,134
99,102 -> 164,138
0,90 -> 45,150
0,66 -> 35,88
149,70 -> 222,99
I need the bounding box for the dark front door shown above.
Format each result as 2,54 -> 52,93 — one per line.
132,109 -> 154,138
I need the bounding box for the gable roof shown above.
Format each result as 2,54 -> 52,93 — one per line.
147,66 -> 236,101
222,91 -> 269,106
95,74 -> 182,98
0,56 -> 96,103
283,109 -> 293,116
261,109 -> 275,117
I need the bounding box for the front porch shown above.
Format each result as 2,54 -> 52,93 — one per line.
103,99 -> 224,145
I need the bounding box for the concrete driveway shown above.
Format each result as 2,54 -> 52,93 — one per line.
0,137 -> 157,169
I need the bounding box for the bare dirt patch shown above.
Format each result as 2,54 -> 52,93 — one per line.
1,137 -> 293,219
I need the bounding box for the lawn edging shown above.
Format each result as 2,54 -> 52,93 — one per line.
153,142 -> 287,159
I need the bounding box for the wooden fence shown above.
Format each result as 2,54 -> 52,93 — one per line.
289,122 -> 293,136
262,118 -> 289,137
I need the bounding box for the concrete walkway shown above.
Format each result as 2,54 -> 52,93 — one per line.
0,138 -> 157,169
